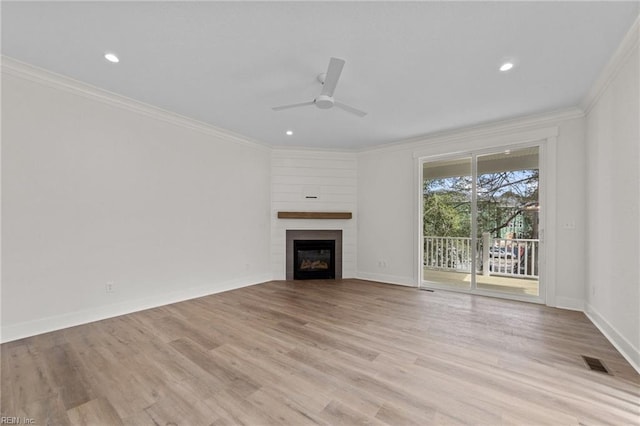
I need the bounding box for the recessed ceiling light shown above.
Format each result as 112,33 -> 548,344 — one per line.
104,52 -> 119,63
499,62 -> 514,72
285,130 -> 293,136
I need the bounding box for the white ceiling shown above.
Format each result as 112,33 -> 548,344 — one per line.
2,1 -> 638,150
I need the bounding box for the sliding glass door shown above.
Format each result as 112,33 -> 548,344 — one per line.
423,157 -> 473,291
422,146 -> 541,301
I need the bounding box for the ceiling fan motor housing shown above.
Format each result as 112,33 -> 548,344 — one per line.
315,95 -> 334,109
272,58 -> 365,116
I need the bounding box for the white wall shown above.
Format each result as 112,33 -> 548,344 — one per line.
357,148 -> 418,286
1,60 -> 272,342
357,111 -> 588,308
554,118 -> 588,309
271,149 -> 357,279
584,21 -> 639,370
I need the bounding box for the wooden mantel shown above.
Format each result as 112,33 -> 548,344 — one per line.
277,211 -> 352,220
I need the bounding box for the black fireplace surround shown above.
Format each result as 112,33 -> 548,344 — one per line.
285,229 -> 342,280
293,240 -> 336,280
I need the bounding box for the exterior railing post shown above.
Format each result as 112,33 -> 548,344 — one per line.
482,232 -> 491,276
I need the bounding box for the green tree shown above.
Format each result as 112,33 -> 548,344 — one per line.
423,178 -> 471,237
424,170 -> 538,238
476,170 -> 538,238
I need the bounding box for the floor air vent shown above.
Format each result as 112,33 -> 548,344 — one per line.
582,355 -> 610,374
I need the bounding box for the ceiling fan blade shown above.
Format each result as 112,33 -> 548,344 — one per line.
272,101 -> 315,111
320,57 -> 345,97
334,101 -> 367,117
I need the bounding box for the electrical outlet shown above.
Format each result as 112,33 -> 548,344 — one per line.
105,281 -> 115,293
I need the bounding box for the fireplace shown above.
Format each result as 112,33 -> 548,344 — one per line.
285,230 -> 342,280
294,240 -> 335,280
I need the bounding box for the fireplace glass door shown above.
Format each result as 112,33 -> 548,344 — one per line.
294,240 -> 335,280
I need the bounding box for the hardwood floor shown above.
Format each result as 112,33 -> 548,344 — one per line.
2,279 -> 639,425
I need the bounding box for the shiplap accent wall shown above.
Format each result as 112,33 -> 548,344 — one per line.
271,149 -> 357,279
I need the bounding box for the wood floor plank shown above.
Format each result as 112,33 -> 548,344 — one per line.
1,341 -> 58,411
143,385 -> 221,426
66,397 -> 123,426
158,315 -> 223,350
2,279 -> 638,425
320,400 -> 387,426
203,388 -> 281,426
328,384 -> 387,423
374,401 -> 436,426
71,343 -> 157,419
275,321 -> 380,361
129,338 -> 225,402
21,393 -> 71,426
120,411 -> 158,426
245,388 -> 327,426
168,338 -> 259,393
212,343 -> 335,413
41,343 -> 92,410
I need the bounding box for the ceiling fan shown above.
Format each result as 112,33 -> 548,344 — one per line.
272,57 -> 367,117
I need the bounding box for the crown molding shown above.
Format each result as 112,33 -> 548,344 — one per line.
581,15 -> 640,115
359,107 -> 583,157
272,144 -> 357,154
1,56 -> 271,152
271,147 -> 357,159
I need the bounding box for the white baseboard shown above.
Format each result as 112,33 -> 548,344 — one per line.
554,296 -> 585,311
585,303 -> 640,374
355,272 -> 417,287
0,273 -> 272,344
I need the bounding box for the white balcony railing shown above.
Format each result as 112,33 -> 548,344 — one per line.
424,234 -> 539,279
423,236 -> 475,272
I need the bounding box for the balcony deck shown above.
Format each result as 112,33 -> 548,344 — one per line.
423,269 -> 539,296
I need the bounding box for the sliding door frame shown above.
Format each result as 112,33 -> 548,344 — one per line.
417,132 -> 555,305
